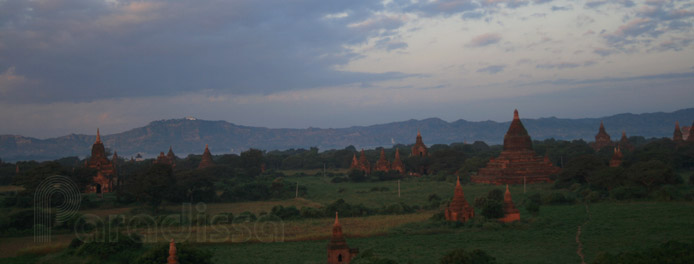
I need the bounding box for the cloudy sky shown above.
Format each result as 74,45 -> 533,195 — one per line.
1,0 -> 692,138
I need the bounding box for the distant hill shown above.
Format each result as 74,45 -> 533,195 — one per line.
1,108 -> 692,162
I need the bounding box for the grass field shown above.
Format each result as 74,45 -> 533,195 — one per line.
2,176 -> 694,263
202,201 -> 694,264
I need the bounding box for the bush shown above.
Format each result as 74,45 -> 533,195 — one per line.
440,248 -> 497,264
650,185 -> 681,201
525,201 -> 540,216
609,186 -> 649,200
76,233 -> 142,258
542,192 -> 574,205
593,240 -> 694,264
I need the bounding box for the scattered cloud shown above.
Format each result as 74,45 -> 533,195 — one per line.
477,65 -> 506,74
536,63 -> 581,69
468,33 -> 502,47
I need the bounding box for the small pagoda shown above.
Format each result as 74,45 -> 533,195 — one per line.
198,144 -> 215,169
445,177 -> 474,222
499,185 -> 520,223
390,148 -> 405,174
349,149 -> 371,174
471,110 -> 560,184
85,129 -> 117,193
374,149 -> 390,172
609,146 -> 623,167
327,212 -> 359,264
591,121 -> 613,151
673,121 -> 684,143
411,130 -> 428,157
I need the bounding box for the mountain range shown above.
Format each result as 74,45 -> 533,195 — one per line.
1,108 -> 692,162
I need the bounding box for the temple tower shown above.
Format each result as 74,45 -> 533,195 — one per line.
687,121 -> 694,142
609,146 -> 623,167
374,149 -> 390,172
445,177 -> 475,222
390,148 -> 405,174
499,185 -> 520,223
327,212 -> 359,264
592,121 -> 613,151
618,132 -> 633,151
472,110 -> 560,184
167,239 -> 178,264
673,121 -> 684,142
411,130 -> 428,157
85,129 -> 116,193
198,144 -> 215,169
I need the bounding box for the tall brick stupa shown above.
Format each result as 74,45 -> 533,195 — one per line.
471,110 -> 560,184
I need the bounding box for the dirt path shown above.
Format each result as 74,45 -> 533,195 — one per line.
576,203 -> 591,264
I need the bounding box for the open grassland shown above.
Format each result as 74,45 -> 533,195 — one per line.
299,175 -> 559,208
203,201 -> 694,264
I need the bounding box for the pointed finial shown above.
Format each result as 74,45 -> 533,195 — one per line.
676,121 -> 680,128
205,144 -> 209,149
417,128 -> 421,137
169,145 -> 173,151
506,184 -> 509,192
456,175 -> 461,187
513,109 -> 519,120
96,128 -> 101,143
334,211 -> 339,225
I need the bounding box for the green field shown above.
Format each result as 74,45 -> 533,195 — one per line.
2,176 -> 694,264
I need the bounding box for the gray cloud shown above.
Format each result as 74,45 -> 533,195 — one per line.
551,5 -> 572,11
468,33 -> 502,47
536,62 -> 581,69
477,65 -> 506,74
0,0 -> 414,103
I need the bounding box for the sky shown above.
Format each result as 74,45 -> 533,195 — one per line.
0,0 -> 693,138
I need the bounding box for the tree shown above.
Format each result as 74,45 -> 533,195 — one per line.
240,149 -> 264,177
125,164 -> 175,212
555,154 -> 606,188
627,160 -> 681,190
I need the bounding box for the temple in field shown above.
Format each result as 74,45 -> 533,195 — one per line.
500,185 -> 520,223
609,146 -> 623,167
327,212 -> 359,264
198,144 -> 215,169
471,110 -> 560,185
350,149 -> 371,174
674,121 -> 684,143
154,146 -> 177,167
618,132 -> 633,151
591,122 -> 613,151
85,129 -> 118,193
372,148 -> 405,174
445,177 -> 474,222
411,130 -> 428,157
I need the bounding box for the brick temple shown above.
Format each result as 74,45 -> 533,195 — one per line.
617,131 -> 633,151
591,121 -> 613,151
410,130 -> 428,157
198,144 -> 215,169
350,149 -> 371,174
471,110 -> 560,185
154,146 -> 177,168
85,129 -> 118,193
327,212 -> 358,264
445,176 -> 474,223
674,121 -> 684,143
371,148 -> 405,174
500,185 -> 520,223
609,146 -> 623,167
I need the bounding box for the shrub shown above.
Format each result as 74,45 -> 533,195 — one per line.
650,185 -> 681,201
76,233 -> 142,258
525,201 -> 540,216
440,248 -> 497,264
609,186 -> 649,200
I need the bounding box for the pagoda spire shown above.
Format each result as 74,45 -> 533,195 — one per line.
334,211 -> 340,226
674,121 -> 683,142
167,239 -> 178,264
513,109 -> 519,120
96,128 -> 101,143
599,121 -> 606,133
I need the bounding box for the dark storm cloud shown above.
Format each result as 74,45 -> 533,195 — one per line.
0,0 -> 413,103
